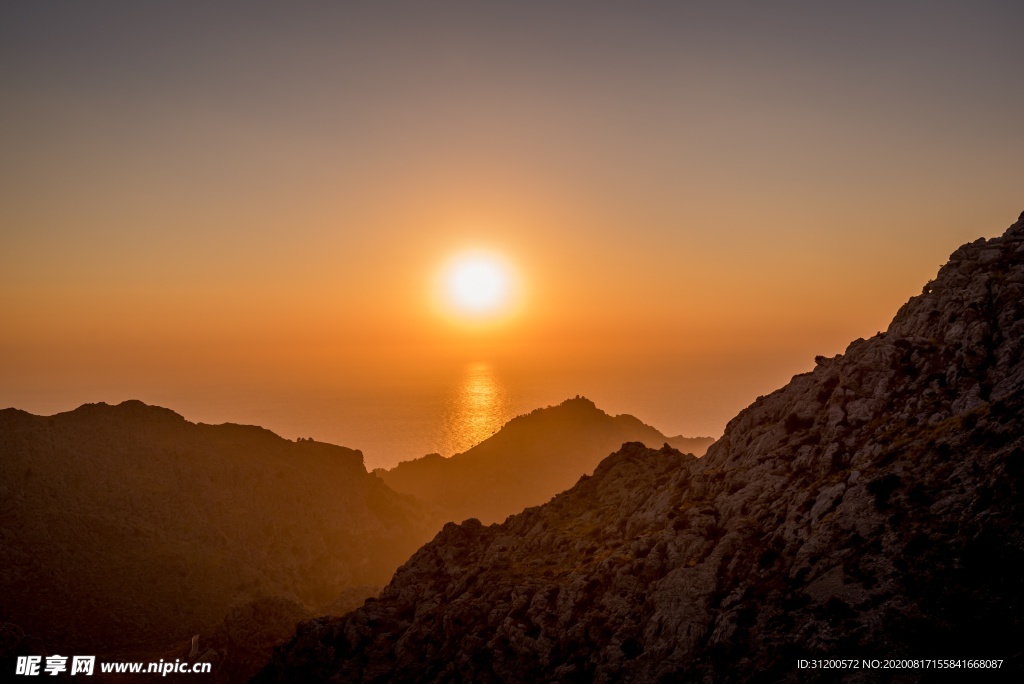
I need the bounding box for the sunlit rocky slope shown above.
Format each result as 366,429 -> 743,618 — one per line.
0,402 -> 438,656
378,397 -> 713,525
258,213 -> 1024,682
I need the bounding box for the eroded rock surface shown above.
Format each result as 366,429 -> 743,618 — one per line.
258,214 -> 1024,683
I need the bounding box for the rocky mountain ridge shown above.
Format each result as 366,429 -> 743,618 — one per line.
378,396 -> 713,525
257,212 -> 1024,682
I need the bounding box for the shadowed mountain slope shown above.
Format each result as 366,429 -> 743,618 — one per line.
258,213 -> 1024,683
377,397 -> 713,525
0,402 -> 439,656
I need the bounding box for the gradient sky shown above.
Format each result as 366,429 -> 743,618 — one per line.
2,1 -> 1022,463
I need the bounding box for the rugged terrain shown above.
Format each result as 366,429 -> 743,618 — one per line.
0,402 -> 439,656
378,397 -> 713,525
258,213 -> 1024,682
0,395 -> 707,681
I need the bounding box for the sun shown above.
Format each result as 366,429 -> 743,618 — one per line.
440,252 -> 515,319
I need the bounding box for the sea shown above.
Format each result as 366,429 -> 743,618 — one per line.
4,355 -> 816,471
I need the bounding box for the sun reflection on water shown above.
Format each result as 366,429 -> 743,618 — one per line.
438,362 -> 510,455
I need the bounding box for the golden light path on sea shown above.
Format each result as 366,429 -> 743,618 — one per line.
438,362 -> 511,455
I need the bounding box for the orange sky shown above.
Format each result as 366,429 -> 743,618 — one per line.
1,2 -> 1022,465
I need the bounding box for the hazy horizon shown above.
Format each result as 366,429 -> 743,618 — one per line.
1,359 -> 746,471
3,1 -> 1022,469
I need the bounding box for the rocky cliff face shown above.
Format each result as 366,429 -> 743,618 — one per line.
379,397 -> 713,526
258,213 -> 1024,682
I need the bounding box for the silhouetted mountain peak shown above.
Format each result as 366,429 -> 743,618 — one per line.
69,399 -> 188,424
0,402 -> 441,656
498,395 -> 604,431
559,395 -> 598,410
379,396 -> 711,525
497,395 -> 668,440
35,400 -> 369,469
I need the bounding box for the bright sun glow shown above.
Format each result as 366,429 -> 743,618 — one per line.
442,253 -> 513,317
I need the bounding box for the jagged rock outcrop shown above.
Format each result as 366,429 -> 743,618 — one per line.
378,397 -> 713,525
0,402 -> 440,656
258,213 -> 1024,682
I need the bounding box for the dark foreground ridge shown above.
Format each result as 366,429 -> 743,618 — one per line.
0,402 -> 438,659
257,213 -> 1024,683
